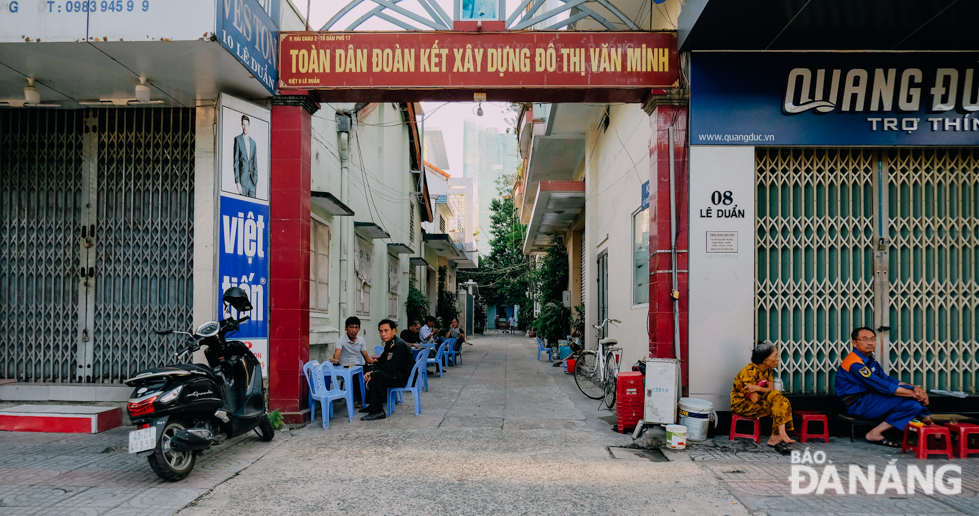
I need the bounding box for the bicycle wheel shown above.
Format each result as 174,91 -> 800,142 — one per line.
574,351 -> 604,399
603,352 -> 618,408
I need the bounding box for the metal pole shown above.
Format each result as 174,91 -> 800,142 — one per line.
338,124 -> 350,321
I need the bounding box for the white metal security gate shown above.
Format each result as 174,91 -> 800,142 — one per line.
0,109 -> 195,383
756,148 -> 979,393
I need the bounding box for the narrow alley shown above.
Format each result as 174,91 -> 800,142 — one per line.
176,332 -> 745,515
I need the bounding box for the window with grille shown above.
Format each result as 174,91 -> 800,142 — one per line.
597,251 -> 609,338
409,201 -> 415,243
580,233 -> 585,304
355,237 -> 373,316
439,216 -> 446,233
310,220 -> 330,313
449,194 -> 465,232
633,208 -> 650,305
388,254 -> 400,318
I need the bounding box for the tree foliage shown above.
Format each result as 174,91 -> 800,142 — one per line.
457,195 -> 532,328
538,237 -> 569,304
436,265 -> 460,329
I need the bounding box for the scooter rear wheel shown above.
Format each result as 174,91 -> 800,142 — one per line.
254,415 -> 275,441
147,418 -> 196,482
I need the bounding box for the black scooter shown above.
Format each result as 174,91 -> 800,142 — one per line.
124,287 -> 274,482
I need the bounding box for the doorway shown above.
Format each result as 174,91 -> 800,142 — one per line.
597,250 -> 609,339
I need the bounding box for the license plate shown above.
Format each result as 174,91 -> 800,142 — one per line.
128,426 -> 157,454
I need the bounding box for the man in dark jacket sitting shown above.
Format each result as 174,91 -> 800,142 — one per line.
361,319 -> 415,421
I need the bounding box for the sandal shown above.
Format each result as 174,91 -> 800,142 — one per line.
771,442 -> 793,455
867,438 -> 901,448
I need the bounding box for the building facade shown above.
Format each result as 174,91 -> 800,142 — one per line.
678,1 -> 979,409
0,0 -> 302,401
463,120 -> 522,256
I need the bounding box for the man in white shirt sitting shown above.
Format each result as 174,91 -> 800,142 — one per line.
330,316 -> 374,408
419,316 -> 438,344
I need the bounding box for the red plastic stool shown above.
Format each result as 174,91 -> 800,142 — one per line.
901,424 -> 953,459
729,413 -> 761,443
792,411 -> 830,443
944,422 -> 979,459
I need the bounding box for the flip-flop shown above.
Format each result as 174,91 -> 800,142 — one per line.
771,442 -> 792,455
867,438 -> 901,448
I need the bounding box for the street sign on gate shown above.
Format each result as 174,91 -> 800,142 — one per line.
279,31 -> 678,93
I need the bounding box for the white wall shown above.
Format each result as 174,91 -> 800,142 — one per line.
193,106 -> 218,327
348,104 -> 411,349
308,103 -> 342,358
688,146 -> 756,410
307,103 -> 413,357
584,104 -> 651,369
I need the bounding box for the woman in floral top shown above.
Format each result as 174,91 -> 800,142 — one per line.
730,342 -> 795,453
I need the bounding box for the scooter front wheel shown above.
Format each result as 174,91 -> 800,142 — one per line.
254,415 -> 275,441
147,418 -> 196,482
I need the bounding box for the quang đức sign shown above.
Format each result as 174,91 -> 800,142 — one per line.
691,52 -> 979,146
278,31 -> 678,93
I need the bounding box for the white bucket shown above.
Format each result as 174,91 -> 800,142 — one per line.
666,424 -> 687,449
678,397 -> 714,441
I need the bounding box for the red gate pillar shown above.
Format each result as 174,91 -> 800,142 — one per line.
269,93 -> 318,424
646,99 -> 689,386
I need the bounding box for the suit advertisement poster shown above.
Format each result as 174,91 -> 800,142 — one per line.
218,95 -> 270,376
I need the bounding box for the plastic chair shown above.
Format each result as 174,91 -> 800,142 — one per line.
303,361 -> 352,428
792,411 -> 830,443
374,345 -> 384,356
305,360 -> 319,411
729,413 -> 761,443
443,338 -> 460,366
415,349 -> 430,392
945,422 -> 979,458
387,358 -> 424,417
537,338 -> 552,361
427,342 -> 447,378
902,424 -> 953,459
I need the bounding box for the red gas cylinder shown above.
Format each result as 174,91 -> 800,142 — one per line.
616,372 -> 644,433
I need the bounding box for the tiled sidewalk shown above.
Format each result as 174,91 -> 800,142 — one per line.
0,425 -> 288,515
676,436 -> 979,516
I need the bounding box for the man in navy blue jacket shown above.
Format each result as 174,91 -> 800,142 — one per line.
836,327 -> 932,447
361,319 -> 415,421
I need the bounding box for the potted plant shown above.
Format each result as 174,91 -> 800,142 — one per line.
538,302 -> 567,348
527,318 -> 538,338
569,303 -> 585,351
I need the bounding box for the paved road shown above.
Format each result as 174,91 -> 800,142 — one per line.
684,433 -> 979,515
0,422 -> 288,515
176,332 -> 747,516
7,332 -> 971,515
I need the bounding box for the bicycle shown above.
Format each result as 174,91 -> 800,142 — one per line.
574,318 -> 622,408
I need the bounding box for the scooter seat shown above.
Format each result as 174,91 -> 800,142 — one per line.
125,364 -> 218,385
